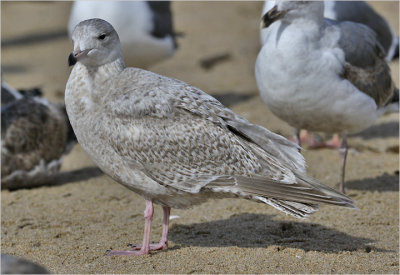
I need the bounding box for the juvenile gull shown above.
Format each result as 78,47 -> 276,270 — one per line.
261,1 -> 399,61
1,83 -> 76,189
255,1 -> 398,193
66,18 -> 355,256
68,1 -> 177,68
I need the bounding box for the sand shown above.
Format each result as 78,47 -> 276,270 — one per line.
1,1 -> 399,273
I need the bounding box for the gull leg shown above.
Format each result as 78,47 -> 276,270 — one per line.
291,128 -> 302,147
289,129 -> 322,148
324,133 -> 342,149
338,134 -> 348,194
131,206 -> 170,251
107,199 -> 154,256
300,132 -> 342,149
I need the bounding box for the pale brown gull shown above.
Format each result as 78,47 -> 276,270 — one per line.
66,18 -> 355,256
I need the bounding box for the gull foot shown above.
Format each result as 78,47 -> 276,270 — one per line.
106,248 -> 149,256
128,242 -> 168,251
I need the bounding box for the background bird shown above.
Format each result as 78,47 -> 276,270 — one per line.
68,1 -> 178,68
66,18 -> 355,256
261,0 -> 399,61
1,82 -> 76,189
1,254 -> 49,274
255,1 -> 398,193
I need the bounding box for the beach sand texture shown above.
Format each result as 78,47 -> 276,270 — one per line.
1,1 -> 399,273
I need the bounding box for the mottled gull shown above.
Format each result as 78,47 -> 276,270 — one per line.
68,1 -> 177,68
1,83 -> 76,189
66,18 -> 355,256
255,1 -> 398,193
261,0 -> 399,61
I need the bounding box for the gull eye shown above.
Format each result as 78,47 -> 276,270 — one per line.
97,34 -> 106,40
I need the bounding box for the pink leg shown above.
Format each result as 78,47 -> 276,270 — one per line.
291,130 -> 342,150
131,206 -> 170,251
107,199 -> 154,256
338,134 -> 348,194
290,130 -> 324,148
324,133 -> 342,149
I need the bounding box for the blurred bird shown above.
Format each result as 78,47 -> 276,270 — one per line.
255,1 -> 398,193
261,0 -> 399,61
1,254 -> 49,274
1,82 -> 76,189
66,18 -> 355,256
68,1 -> 177,68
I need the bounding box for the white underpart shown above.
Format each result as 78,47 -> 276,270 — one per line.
256,8 -> 379,135
68,1 -> 175,68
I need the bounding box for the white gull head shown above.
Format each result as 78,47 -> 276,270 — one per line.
262,1 -> 324,28
69,18 -> 123,67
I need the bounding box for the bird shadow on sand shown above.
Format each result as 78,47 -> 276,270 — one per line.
169,213 -> 390,253
346,172 -> 399,192
1,29 -> 68,48
4,166 -> 104,191
352,121 -> 399,140
48,166 -> 104,187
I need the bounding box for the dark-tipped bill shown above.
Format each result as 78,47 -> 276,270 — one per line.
68,53 -> 77,66
261,6 -> 287,29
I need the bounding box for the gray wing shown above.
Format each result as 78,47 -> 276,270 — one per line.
116,68 -> 305,171
326,19 -> 396,107
106,69 -> 354,210
330,1 -> 396,56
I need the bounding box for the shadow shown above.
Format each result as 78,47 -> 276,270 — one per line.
3,166 -> 103,191
1,64 -> 28,74
211,92 -> 255,107
48,166 -> 104,186
352,121 -> 399,140
1,29 -> 68,48
169,213 -> 388,253
346,173 -> 399,192
199,53 -> 232,70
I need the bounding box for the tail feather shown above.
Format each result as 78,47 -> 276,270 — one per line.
236,172 -> 356,209
256,196 -> 319,218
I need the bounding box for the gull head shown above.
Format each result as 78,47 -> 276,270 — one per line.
68,18 -> 123,67
261,1 -> 324,28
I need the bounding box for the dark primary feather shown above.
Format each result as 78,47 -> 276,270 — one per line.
326,19 -> 396,108
146,1 -> 177,48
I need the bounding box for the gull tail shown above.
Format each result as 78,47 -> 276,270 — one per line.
235,172 -> 356,210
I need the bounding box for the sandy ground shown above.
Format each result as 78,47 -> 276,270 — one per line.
1,1 -> 399,273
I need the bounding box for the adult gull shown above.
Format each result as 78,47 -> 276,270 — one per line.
261,0 -> 399,61
66,18 -> 355,256
255,1 -> 398,193
68,1 -> 177,68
